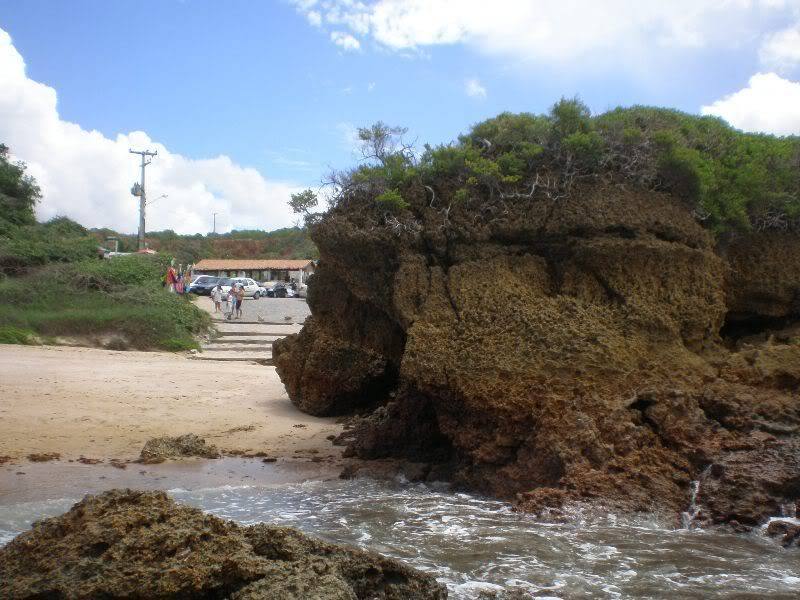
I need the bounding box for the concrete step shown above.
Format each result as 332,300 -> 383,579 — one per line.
211,319 -> 303,325
215,323 -> 300,335
207,335 -> 282,344
189,352 -> 273,365
201,344 -> 273,352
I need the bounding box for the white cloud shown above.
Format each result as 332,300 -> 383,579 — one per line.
306,10 -> 322,27
293,0 -> 796,69
367,81 -> 376,92
760,22 -> 800,71
0,28 -> 300,235
465,77 -> 487,99
700,72 -> 800,136
330,31 -> 361,51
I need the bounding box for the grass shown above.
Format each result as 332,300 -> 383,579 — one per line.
0,325 -> 38,345
0,255 -> 210,351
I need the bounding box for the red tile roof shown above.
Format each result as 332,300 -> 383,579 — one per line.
194,259 -> 314,271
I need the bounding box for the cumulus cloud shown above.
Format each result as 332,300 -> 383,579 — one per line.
306,10 -> 322,27
330,31 -> 361,51
760,22 -> 800,71
701,72 -> 800,136
465,78 -> 487,100
293,0 -> 795,68
0,28 -> 300,235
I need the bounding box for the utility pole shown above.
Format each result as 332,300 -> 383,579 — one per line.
129,148 -> 158,250
212,212 -> 217,234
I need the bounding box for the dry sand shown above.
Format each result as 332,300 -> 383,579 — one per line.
0,344 -> 342,463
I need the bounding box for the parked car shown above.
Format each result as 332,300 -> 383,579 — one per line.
296,284 -> 308,298
220,277 -> 262,298
265,283 -> 292,298
187,276 -> 222,295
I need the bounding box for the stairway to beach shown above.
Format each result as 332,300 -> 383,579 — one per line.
188,297 -> 308,365
189,320 -> 302,365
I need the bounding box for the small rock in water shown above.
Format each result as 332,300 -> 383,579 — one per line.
766,520 -> 800,547
138,433 -> 220,464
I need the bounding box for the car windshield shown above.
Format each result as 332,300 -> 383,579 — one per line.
200,277 -> 219,284
218,278 -> 232,286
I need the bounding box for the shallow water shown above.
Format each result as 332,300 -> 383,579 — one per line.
2,476 -> 798,599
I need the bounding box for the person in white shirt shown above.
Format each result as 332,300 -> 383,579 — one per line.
211,284 -> 223,313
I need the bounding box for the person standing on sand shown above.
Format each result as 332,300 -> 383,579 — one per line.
211,284 -> 222,312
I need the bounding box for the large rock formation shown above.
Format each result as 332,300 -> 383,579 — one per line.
0,489 -> 446,599
275,182 -> 800,526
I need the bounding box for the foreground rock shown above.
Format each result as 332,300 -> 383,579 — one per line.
275,182 -> 800,526
138,433 -> 220,463
0,489 -> 446,599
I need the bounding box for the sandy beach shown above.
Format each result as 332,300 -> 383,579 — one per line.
0,344 -> 341,464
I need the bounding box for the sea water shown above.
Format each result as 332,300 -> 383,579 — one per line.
2,476 -> 799,599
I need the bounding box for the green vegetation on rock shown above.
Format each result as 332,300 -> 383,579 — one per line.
328,101 -> 800,234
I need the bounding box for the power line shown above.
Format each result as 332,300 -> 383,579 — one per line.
129,148 -> 157,250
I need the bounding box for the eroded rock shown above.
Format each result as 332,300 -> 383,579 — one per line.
274,182 -> 800,525
0,489 -> 447,599
767,519 -> 800,547
138,433 -> 220,463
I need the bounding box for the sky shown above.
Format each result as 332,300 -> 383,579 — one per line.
1,0 -> 799,234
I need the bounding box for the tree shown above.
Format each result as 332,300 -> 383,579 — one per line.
357,122 -> 412,166
289,189 -> 319,216
0,143 -> 41,228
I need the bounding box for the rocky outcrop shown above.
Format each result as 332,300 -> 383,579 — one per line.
274,182 -> 800,525
0,489 -> 446,599
767,519 -> 800,547
138,433 -> 220,463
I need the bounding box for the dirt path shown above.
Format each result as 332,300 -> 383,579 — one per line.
0,344 -> 341,463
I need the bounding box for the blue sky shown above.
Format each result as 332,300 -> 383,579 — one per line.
1,0 -> 799,233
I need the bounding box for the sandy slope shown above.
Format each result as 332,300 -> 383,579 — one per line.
0,344 -> 341,462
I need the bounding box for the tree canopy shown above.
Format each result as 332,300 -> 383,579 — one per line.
326,101 -> 800,234
0,144 -> 40,231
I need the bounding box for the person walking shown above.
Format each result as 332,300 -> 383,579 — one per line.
235,283 -> 245,319
228,285 -> 237,320
211,283 -> 222,313
222,287 -> 232,320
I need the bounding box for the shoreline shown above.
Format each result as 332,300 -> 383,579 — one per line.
0,456 -> 344,506
0,344 -> 340,463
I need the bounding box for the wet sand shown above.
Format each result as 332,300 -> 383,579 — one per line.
0,344 -> 342,464
0,457 -> 343,505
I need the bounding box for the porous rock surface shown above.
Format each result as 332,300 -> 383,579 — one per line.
275,183 -> 800,525
0,489 -> 446,599
138,433 -> 221,463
